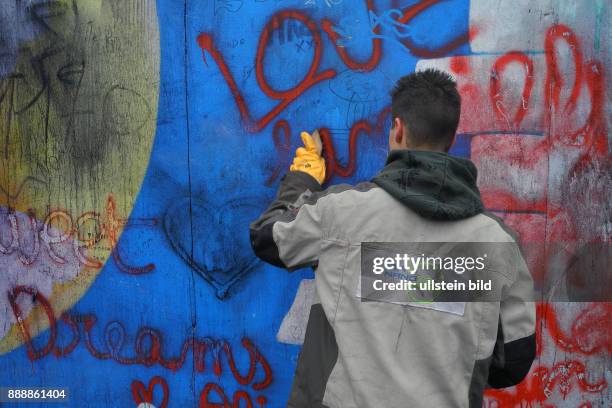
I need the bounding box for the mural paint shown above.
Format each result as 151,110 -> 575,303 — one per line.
0,0 -> 609,406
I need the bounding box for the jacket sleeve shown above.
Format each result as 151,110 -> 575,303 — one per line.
249,171 -> 324,271
487,244 -> 537,388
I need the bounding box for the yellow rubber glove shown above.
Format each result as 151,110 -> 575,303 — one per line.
290,129 -> 326,184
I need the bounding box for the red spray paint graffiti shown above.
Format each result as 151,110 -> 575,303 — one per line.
9,286 -> 274,405
431,21 -> 610,408
483,303 -> 610,406
0,195 -> 157,274
132,376 -> 170,408
197,10 -> 336,133
197,0 -> 474,183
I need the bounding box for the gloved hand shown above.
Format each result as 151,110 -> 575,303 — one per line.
290,129 -> 325,184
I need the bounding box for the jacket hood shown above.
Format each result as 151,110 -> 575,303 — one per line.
372,149 -> 484,220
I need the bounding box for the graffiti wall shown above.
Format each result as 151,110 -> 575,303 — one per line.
0,0 -> 609,406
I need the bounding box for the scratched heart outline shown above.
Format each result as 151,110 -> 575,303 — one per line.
163,196 -> 261,299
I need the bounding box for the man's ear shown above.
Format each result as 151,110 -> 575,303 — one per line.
394,117 -> 404,146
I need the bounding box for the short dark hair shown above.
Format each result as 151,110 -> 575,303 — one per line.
390,68 -> 461,150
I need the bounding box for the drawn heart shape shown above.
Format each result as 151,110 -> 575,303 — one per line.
131,376 -> 169,408
163,197 -> 261,298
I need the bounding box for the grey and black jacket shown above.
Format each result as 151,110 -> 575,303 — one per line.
250,149 -> 536,408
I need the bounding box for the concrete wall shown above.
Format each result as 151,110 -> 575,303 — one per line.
0,0 -> 609,406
